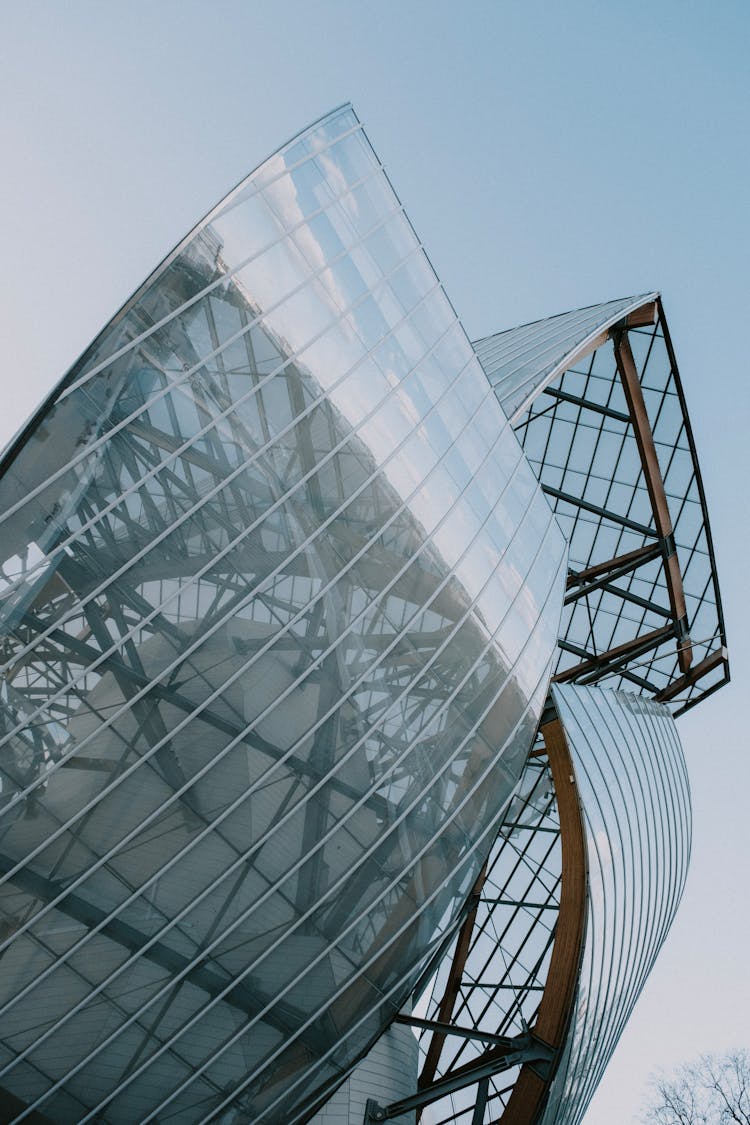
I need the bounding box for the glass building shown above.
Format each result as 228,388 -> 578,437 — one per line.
0,106 -> 728,1125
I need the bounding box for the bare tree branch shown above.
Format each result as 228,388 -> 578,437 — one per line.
643,1051 -> 750,1125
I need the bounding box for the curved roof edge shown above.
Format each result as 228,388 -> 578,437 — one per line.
0,103 -> 357,474
473,292 -> 659,423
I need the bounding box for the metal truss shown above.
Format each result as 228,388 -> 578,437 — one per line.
510,298 -> 728,714
386,717 -> 577,1125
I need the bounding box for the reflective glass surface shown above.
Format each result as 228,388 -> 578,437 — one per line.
539,684 -> 691,1125
0,106 -> 565,1123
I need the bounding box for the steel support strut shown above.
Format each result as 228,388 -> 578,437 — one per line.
362,1032 -> 553,1121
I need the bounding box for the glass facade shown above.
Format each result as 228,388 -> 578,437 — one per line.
474,294 -> 657,423
0,107 -> 566,1123
540,683 -> 692,1125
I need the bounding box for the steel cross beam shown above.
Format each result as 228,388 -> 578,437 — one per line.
540,485 -> 658,538
573,578 -> 672,620
542,385 -> 631,424
363,1033 -> 552,1122
564,542 -> 663,604
395,1013 -> 533,1050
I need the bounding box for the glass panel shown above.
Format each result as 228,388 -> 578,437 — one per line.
0,108 -> 565,1123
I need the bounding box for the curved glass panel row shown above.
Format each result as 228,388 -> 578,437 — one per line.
0,107 -> 566,1123
411,683 -> 689,1125
540,683 -> 691,1125
473,294 -> 655,422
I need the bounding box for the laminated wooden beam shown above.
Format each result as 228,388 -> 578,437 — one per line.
612,329 -> 692,672
499,717 -> 587,1123
624,300 -> 658,329
656,646 -> 728,703
552,624 -> 674,684
566,542 -> 662,589
418,862 -> 488,1097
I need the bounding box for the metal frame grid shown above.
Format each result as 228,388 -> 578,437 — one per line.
413,745 -> 562,1124
501,298 -> 728,714
382,683 -> 690,1125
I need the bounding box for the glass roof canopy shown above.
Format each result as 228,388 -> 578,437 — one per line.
473,293 -> 657,424
475,294 -> 729,715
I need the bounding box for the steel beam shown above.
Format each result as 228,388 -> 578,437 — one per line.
396,1013 -> 529,1050
542,386 -> 630,423
471,1078 -> 489,1125
364,1033 -> 551,1121
588,581 -> 672,619
540,485 -> 657,537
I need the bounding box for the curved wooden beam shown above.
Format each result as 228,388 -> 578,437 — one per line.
611,326 -> 692,672
418,861 -> 489,1096
499,716 -> 587,1124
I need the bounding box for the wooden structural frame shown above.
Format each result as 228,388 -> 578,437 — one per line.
402,715 -> 586,1125
532,296 -> 728,712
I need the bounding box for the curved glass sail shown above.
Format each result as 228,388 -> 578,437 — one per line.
412,683 -> 690,1125
540,683 -> 691,1125
0,107 -> 565,1123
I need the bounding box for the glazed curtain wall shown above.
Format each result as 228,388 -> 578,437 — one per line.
0,107 -> 565,1123
540,684 -> 691,1125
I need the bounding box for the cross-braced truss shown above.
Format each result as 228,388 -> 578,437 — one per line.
480,297 -> 728,713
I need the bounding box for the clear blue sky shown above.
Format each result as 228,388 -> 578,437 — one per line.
1,3 -> 748,1121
